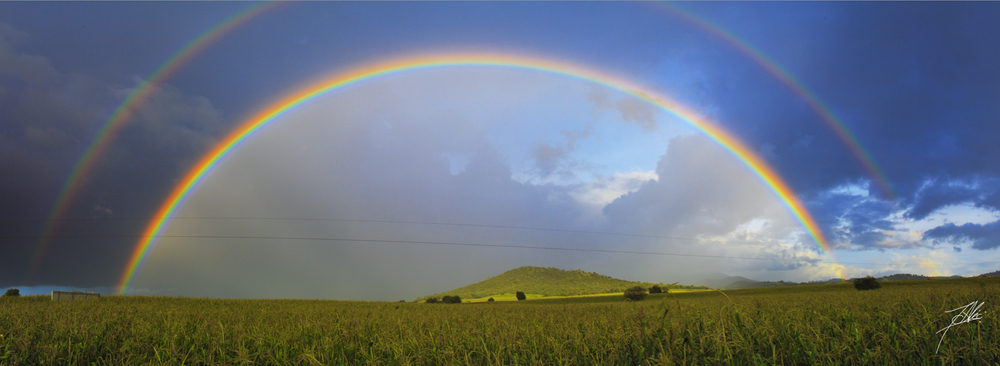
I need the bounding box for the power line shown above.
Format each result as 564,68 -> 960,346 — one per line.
4,216 -> 770,246
5,234 -> 878,265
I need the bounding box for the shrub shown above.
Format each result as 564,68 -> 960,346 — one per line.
425,297 -> 439,303
623,286 -> 647,301
853,276 -> 881,290
3,288 -> 19,297
516,291 -> 526,301
487,297 -> 495,302
649,285 -> 663,294
441,295 -> 462,304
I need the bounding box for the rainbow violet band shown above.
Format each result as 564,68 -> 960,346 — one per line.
117,53 -> 839,294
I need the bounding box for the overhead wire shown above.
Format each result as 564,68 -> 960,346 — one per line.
4,216 -> 889,265
5,233 -> 880,265
3,216 -> 766,245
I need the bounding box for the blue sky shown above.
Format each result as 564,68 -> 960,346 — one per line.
2,2 -> 999,300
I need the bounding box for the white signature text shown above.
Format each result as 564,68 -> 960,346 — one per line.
936,300 -> 985,354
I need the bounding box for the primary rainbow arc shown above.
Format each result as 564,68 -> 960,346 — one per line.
118,53 -> 840,294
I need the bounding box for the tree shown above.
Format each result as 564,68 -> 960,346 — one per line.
3,288 -> 19,297
425,297 -> 439,303
649,285 -> 663,294
853,276 -> 881,290
623,286 -> 647,301
442,295 -> 462,304
516,291 -> 526,301
487,297 -> 495,302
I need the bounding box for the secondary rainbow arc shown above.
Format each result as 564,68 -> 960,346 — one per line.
28,2 -> 280,280
118,53 -> 840,294
649,2 -> 897,200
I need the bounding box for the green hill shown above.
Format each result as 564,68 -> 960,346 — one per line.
418,266 -> 705,302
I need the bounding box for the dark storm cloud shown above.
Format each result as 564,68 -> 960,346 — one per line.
906,178 -> 1000,220
791,2 -> 1000,198
924,220 -> 1000,250
79,82 -> 223,218
797,188 -> 915,251
0,24 -> 57,86
815,193 -> 911,250
0,22 -> 227,288
907,181 -> 979,220
979,191 -> 1000,212
670,2 -> 1000,251
895,176 -> 1000,251
29,82 -> 225,288
0,22 -> 118,270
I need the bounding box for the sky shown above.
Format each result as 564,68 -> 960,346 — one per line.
2,2 -> 999,301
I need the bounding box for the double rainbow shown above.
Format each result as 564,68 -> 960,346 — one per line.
29,2 -> 280,279
117,53 -> 839,294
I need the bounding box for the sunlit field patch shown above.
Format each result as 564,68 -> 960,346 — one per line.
464,289 -> 714,303
1,277 -> 997,365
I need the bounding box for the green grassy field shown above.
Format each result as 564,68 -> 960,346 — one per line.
2,277 -> 998,365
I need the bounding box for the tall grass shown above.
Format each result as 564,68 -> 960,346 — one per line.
1,277 -> 997,365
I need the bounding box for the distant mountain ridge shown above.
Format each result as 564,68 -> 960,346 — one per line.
694,276 -> 756,289
422,267 -> 1000,302
419,266 -> 706,301
880,273 -> 961,281
979,270 -> 1000,277
694,271 -> 993,290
